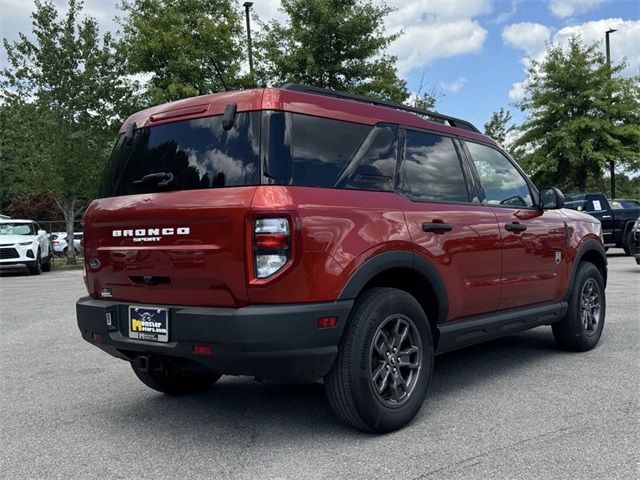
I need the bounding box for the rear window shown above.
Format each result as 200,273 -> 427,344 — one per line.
99,112 -> 261,197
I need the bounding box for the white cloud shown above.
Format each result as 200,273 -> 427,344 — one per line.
384,0 -> 490,75
548,0 -> 610,19
502,22 -> 551,56
440,77 -> 467,93
506,18 -> 640,104
508,81 -> 526,101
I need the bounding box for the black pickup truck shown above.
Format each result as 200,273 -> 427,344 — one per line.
565,192 -> 640,255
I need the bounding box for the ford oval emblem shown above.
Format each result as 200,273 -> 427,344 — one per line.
89,257 -> 101,269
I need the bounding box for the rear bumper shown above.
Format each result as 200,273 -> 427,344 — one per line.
76,296 -> 353,382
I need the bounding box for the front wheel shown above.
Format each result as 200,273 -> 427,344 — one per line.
131,360 -> 221,395
622,230 -> 632,256
552,262 -> 605,351
325,288 -> 433,433
28,251 -> 42,275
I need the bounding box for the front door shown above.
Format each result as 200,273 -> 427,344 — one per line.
463,141 -> 568,310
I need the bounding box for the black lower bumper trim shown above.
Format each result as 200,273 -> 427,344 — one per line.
76,297 -> 353,382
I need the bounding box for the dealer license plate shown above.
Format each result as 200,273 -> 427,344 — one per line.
128,306 -> 169,342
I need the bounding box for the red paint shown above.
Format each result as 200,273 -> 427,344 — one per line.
87,87 -> 603,324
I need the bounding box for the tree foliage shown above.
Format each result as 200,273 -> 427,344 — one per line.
484,107 -> 513,145
1,0 -> 135,263
515,36 -> 640,192
256,0 -> 408,102
118,0 -> 247,105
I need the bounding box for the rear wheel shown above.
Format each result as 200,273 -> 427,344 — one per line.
552,262 -> 605,351
131,360 -> 221,395
325,288 -> 433,433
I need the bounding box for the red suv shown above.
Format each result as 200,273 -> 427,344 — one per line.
77,85 -> 607,432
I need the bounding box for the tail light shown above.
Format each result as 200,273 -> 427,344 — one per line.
253,218 -> 290,278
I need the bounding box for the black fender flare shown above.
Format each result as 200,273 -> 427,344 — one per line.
338,250 -> 449,324
564,239 -> 608,301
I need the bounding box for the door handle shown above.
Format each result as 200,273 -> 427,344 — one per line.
422,222 -> 453,233
601,215 -> 611,219
505,222 -> 527,233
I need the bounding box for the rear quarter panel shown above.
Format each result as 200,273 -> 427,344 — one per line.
248,186 -> 412,303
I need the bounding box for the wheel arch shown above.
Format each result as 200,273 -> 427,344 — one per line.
338,250 -> 449,347
566,239 -> 608,299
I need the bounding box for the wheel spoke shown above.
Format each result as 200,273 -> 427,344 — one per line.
397,346 -> 420,369
373,330 -> 390,356
374,365 -> 391,394
390,372 -> 407,402
391,319 -> 409,348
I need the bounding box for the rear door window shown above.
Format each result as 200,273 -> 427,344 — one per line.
99,112 -> 261,197
399,130 -> 470,202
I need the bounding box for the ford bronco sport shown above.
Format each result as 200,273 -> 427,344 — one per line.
77,85 -> 607,432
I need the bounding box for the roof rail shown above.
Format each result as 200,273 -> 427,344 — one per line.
280,83 -> 480,133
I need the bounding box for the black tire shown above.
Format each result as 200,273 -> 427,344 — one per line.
131,361 -> 221,395
552,262 -> 605,351
325,287 -> 434,433
28,251 -> 42,275
622,230 -> 632,256
42,249 -> 52,272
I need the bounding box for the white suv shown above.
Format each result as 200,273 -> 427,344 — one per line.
0,220 -> 52,274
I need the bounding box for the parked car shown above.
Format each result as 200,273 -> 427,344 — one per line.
631,218 -> 640,265
611,198 -> 640,209
0,219 -> 52,274
51,232 -> 83,255
77,85 -> 607,433
564,192 -> 639,254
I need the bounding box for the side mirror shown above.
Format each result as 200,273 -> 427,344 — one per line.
37,229 -> 46,235
539,187 -> 565,210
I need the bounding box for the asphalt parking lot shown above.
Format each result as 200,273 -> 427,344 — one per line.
1,251 -> 638,480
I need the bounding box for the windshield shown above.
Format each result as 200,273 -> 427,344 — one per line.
99,112 -> 261,197
0,223 -> 36,235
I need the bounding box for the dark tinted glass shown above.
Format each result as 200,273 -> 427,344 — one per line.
465,141 -> 533,207
99,112 -> 261,197
400,130 -> 469,202
266,112 -> 372,188
337,124 -> 398,191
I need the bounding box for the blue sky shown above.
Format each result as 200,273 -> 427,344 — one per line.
1,0 -> 639,132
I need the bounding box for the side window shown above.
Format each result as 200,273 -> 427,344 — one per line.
400,130 -> 469,202
465,141 -> 533,208
336,124 -> 398,191
289,113 -> 371,188
265,112 -> 396,191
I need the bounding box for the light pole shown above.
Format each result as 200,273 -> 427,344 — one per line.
243,2 -> 254,77
605,28 -> 617,199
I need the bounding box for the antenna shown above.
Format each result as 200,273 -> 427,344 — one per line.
212,60 -> 229,92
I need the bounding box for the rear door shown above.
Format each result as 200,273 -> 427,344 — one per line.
463,141 -> 568,310
397,128 -> 503,321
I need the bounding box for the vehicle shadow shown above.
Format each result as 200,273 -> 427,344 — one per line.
101,327 -> 564,440
0,268 -> 30,277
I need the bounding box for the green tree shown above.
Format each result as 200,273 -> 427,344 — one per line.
118,0 -> 246,105
256,0 -> 408,102
1,0 -> 135,264
484,107 -> 513,145
515,36 -> 640,192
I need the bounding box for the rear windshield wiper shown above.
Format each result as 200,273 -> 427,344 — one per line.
133,172 -> 174,187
